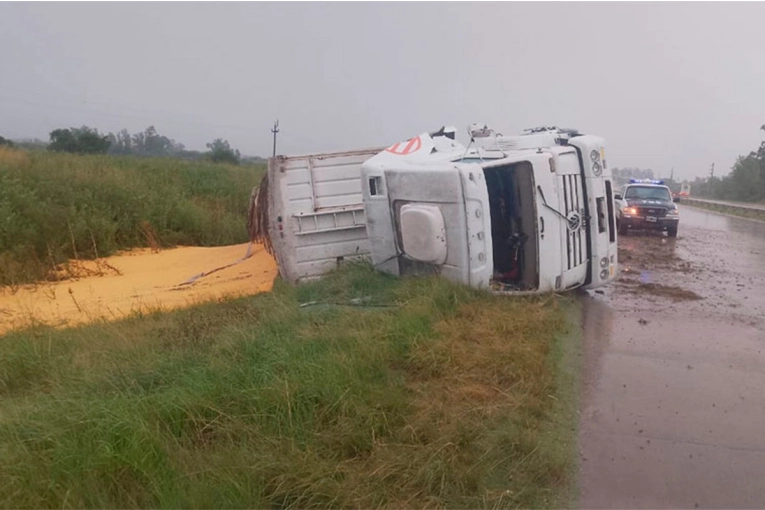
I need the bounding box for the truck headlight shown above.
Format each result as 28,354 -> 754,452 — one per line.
667,209 -> 679,216
622,206 -> 637,215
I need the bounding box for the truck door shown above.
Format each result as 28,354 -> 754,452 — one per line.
555,151 -> 589,289
362,163 -> 493,288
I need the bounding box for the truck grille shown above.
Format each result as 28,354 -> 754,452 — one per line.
561,174 -> 584,270
636,206 -> 667,217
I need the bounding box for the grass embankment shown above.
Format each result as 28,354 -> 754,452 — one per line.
0,265 -> 580,509
0,147 -> 264,286
682,199 -> 765,222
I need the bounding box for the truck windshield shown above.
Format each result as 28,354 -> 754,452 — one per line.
625,186 -> 671,201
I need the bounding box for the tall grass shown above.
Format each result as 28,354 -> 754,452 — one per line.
0,265 -> 577,509
0,147 -> 264,286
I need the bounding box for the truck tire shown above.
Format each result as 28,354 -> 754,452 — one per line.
618,221 -> 628,236
667,226 -> 678,238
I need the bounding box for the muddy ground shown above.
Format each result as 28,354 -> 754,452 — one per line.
579,205 -> 765,508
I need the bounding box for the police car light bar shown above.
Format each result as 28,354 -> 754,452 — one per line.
629,178 -> 665,185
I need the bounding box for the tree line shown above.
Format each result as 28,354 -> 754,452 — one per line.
611,167 -> 656,187
611,167 -> 688,195
611,124 -> 765,203
690,125 -> 765,202
2,126 -> 260,165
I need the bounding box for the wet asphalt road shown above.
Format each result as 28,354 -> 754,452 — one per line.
579,205 -> 765,509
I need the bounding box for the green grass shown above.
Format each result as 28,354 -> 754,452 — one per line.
0,265 -> 579,509
0,147 -> 264,286
682,199 -> 765,222
542,301 -> 583,509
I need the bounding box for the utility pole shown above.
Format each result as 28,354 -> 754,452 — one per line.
709,162 -> 715,179
670,167 -> 674,181
271,120 -> 280,157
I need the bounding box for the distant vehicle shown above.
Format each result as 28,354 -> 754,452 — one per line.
680,182 -> 691,196
615,179 -> 679,237
252,125 -> 619,293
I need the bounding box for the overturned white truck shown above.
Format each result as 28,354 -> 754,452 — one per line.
250,125 -> 618,293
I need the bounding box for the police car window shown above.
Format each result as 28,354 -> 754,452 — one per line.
625,186 -> 671,201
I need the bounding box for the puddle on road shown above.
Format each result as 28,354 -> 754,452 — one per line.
0,243 -> 278,334
580,218 -> 765,509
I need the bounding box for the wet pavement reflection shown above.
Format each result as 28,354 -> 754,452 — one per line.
579,206 -> 765,509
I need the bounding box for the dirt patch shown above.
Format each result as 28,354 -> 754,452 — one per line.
613,232 -> 703,302
618,234 -> 692,273
620,281 -> 703,302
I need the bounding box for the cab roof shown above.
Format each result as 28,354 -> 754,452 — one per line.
367,125 -> 580,169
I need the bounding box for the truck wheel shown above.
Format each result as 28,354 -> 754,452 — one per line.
618,221 -> 628,236
667,226 -> 678,238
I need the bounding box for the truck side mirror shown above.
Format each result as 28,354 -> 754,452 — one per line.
614,193 -> 622,200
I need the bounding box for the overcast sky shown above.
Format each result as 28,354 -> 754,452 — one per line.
1,2 -> 764,179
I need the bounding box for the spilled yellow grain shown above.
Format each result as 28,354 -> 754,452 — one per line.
0,243 -> 278,334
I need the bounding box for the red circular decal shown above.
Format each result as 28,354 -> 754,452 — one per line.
386,136 -> 422,155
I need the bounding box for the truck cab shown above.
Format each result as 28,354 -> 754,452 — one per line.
361,126 -> 618,293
